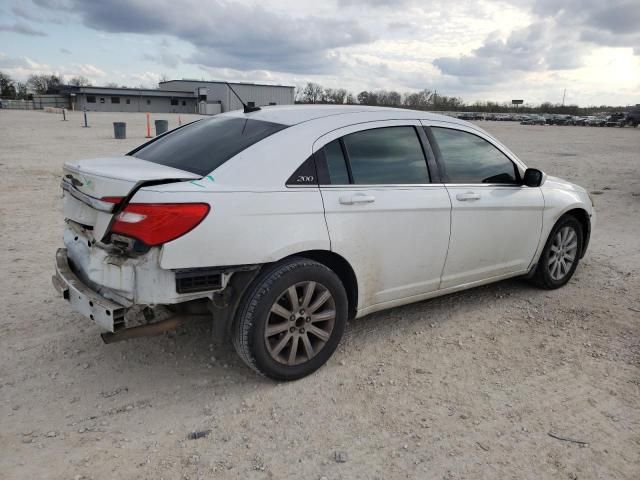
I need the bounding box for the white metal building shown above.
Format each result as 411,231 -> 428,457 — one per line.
52,80 -> 294,114
71,86 -> 197,113
158,80 -> 295,115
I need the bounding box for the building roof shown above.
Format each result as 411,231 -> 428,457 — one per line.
220,104 -> 472,127
159,79 -> 295,89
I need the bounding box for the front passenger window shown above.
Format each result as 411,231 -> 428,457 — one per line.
431,127 -> 518,184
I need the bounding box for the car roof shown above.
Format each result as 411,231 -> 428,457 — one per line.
220,104 -> 472,128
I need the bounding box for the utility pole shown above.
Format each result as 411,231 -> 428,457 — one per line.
562,89 -> 566,107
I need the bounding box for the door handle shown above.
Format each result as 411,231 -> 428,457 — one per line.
455,192 -> 481,201
339,193 -> 376,205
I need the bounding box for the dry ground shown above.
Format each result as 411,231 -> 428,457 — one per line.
0,110 -> 638,480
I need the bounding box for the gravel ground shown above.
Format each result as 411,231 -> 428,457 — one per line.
0,110 -> 638,480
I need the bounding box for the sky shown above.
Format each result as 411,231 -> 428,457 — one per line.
0,0 -> 639,106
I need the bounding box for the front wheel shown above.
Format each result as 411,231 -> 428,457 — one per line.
530,215 -> 583,289
232,258 -> 348,381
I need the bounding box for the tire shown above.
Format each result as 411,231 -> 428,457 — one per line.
530,215 -> 583,289
232,257 -> 348,381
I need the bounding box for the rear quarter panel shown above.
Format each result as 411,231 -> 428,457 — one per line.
131,185 -> 330,270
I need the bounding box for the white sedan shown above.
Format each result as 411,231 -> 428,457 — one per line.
54,106 -> 594,380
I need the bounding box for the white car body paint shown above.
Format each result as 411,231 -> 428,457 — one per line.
55,106 -> 595,328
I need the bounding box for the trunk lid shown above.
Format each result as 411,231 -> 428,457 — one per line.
62,156 -> 200,239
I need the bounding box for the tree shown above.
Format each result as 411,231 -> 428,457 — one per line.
0,71 -> 17,98
104,82 -> 120,88
357,91 -> 377,105
15,82 -> 29,99
320,87 -> 332,103
301,82 -> 323,103
403,89 -> 433,109
345,93 -> 356,104
359,90 -> 402,107
324,88 -> 347,104
377,90 -> 402,106
68,76 -> 91,87
27,74 -> 63,94
433,94 -> 464,110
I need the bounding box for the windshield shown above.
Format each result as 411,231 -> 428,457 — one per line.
130,116 -> 288,176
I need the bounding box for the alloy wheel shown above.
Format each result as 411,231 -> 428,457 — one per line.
548,226 -> 578,281
264,281 -> 336,366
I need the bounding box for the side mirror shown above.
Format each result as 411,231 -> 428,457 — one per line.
523,168 -> 544,187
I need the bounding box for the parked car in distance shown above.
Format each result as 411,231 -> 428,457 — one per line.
548,115 -> 573,126
457,112 -> 484,121
53,106 -> 595,380
626,109 -> 640,127
606,112 -> 626,127
585,116 -> 606,127
521,115 -> 546,125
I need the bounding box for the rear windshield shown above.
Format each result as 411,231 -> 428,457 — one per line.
130,116 -> 288,176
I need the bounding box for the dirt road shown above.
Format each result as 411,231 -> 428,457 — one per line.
1,110 -> 638,479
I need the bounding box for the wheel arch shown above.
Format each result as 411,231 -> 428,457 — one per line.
286,250 -> 359,320
562,208 -> 591,258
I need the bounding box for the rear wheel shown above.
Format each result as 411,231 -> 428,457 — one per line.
531,215 -> 583,289
232,258 -> 348,380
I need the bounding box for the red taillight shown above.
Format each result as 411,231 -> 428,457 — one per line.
111,203 -> 210,246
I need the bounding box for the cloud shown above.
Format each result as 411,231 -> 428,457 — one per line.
433,0 -> 640,85
434,21 -> 584,84
0,21 -> 47,36
11,3 -> 64,24
0,53 -> 107,84
0,53 -> 52,79
128,71 -> 163,88
338,0 -> 414,6
532,0 -> 640,50
35,0 -> 373,74
141,51 -> 182,69
70,63 -> 106,78
12,0 -> 640,105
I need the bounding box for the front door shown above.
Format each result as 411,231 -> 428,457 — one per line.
425,124 -> 544,289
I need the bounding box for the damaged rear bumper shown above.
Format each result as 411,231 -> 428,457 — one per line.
53,248 -> 126,332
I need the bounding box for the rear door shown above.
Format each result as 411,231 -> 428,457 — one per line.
315,120 -> 451,311
423,123 -> 544,288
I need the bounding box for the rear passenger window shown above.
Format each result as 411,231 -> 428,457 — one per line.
431,127 -> 518,184
323,139 -> 350,184
342,127 -> 429,184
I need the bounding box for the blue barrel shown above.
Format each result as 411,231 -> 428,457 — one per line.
113,122 -> 126,139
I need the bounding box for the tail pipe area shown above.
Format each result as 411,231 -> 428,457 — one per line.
101,314 -> 210,344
